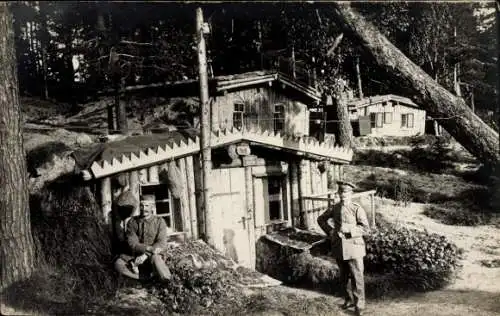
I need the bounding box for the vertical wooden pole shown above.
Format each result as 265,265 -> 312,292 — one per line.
244,166 -> 256,269
355,55 -> 363,99
291,44 -> 296,79
101,177 -> 112,224
299,160 -> 309,229
129,170 -> 140,216
197,7 -> 214,247
185,156 -> 198,239
139,168 -> 148,185
312,57 -> 318,89
178,158 -> 192,238
148,165 -> 159,184
290,161 -> 300,227
192,155 -> 204,238
257,20 -> 263,70
370,192 -> 375,228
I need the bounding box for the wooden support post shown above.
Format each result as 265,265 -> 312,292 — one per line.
178,158 -> 192,238
370,192 -> 375,228
193,155 -> 204,238
290,161 -> 300,227
299,160 -> 309,229
185,156 -> 198,239
355,55 -> 363,99
148,165 -> 159,184
101,177 -> 112,225
196,7 -> 214,247
129,170 -> 140,216
245,166 -> 256,269
139,168 -> 148,185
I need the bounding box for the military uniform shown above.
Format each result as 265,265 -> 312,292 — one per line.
317,181 -> 370,315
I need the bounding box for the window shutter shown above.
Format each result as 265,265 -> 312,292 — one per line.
376,113 -> 383,127
408,113 -> 414,128
384,112 -> 393,124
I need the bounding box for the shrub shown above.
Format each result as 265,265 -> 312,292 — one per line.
365,225 -> 462,291
423,205 -> 490,226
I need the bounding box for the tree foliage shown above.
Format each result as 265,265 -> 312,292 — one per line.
10,2 -> 497,127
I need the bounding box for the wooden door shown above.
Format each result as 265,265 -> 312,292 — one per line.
210,168 -> 253,267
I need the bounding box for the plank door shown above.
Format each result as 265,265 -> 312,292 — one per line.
210,168 -> 252,267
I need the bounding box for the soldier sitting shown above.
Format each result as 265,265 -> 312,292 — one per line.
114,194 -> 172,282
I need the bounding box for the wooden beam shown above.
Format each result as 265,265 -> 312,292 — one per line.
197,7 -> 215,247
290,161 -> 300,227
148,165 -> 159,184
185,156 -> 198,239
139,168 -> 148,184
244,166 -> 256,269
178,158 -> 192,238
129,170 -> 140,216
101,177 -> 112,225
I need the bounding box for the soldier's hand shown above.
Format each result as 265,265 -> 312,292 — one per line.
135,254 -> 148,265
152,247 -> 162,255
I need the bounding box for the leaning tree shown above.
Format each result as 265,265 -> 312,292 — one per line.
330,2 -> 499,165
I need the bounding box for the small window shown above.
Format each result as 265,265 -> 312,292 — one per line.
140,184 -> 177,230
267,176 -> 284,222
273,104 -> 285,133
384,112 -> 393,124
370,112 -> 383,128
233,102 -> 244,130
407,113 -> 414,128
401,113 -> 414,128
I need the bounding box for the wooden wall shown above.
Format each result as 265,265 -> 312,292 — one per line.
211,86 -> 310,137
357,101 -> 426,136
100,156 -> 200,243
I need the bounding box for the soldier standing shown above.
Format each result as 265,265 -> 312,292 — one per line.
317,181 -> 370,316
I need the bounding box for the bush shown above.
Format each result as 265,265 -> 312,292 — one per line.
365,226 -> 462,291
409,136 -> 454,173
372,176 -> 416,205
423,205 -> 491,226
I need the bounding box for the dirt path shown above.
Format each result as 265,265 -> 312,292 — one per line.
259,197 -> 500,316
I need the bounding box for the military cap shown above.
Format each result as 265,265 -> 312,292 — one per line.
337,180 -> 356,192
140,194 -> 156,203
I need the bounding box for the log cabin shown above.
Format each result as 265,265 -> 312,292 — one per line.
347,94 -> 426,137
76,128 -> 353,269
75,70 -> 357,269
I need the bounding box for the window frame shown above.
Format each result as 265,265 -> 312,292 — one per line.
265,176 -> 285,224
383,112 -> 393,124
401,113 -> 414,128
273,103 -> 285,133
140,183 -> 176,231
233,102 -> 245,130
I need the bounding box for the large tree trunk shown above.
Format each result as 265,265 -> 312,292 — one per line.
332,79 -> 354,148
331,3 -> 499,164
0,3 -> 36,292
39,1 -> 50,100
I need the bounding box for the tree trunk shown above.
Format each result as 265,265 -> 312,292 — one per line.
0,3 -> 36,292
332,80 -> 353,148
355,55 -> 363,99
115,84 -> 128,135
39,2 -> 49,100
331,3 -> 499,164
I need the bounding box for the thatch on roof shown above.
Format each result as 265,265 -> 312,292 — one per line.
73,129 -> 199,170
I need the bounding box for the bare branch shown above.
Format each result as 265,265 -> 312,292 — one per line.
326,33 -> 344,57
315,9 -> 323,25
119,40 -> 153,47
